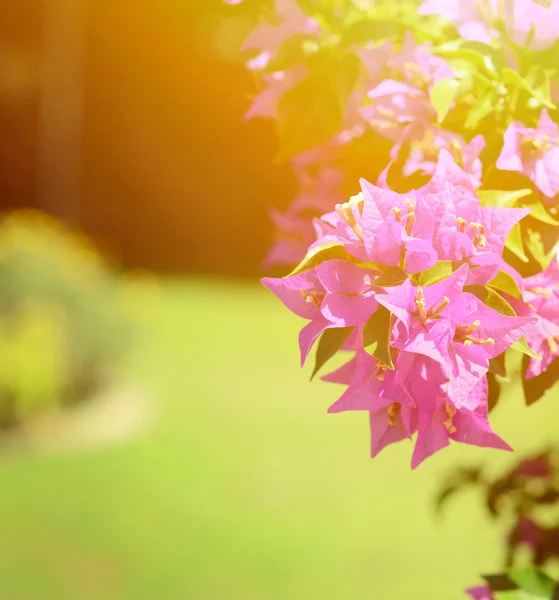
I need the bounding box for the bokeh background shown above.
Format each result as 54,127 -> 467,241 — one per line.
1,1 -> 559,598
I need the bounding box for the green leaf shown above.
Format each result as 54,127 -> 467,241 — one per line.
465,89 -> 495,129
276,72 -> 343,160
484,573 -> 517,593
370,266 -> 407,287
506,223 -> 529,263
286,242 -> 357,277
525,66 -> 556,107
342,19 -> 405,47
325,53 -> 362,109
478,189 -> 533,208
263,35 -> 313,73
487,371 -> 503,412
362,306 -> 394,370
501,67 -> 556,110
433,46 -> 498,77
461,41 -> 504,72
522,355 -> 559,406
525,228 -> 553,269
465,285 -> 517,316
478,191 -> 534,260
523,200 -> 559,226
276,54 -> 360,161
493,591 -> 527,599
488,270 -> 523,300
429,77 -> 460,123
507,567 -> 557,598
311,327 -> 353,381
511,337 -> 541,361
489,353 -> 508,378
418,261 -> 461,287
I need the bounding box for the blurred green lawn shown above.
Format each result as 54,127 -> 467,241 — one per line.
0,279 -> 558,600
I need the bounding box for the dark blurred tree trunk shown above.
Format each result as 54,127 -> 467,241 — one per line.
0,0 -> 294,277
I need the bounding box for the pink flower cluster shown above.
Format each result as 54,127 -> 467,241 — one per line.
262,152 -> 558,467
359,34 -> 455,154
240,16 -> 491,266
497,108 -> 559,201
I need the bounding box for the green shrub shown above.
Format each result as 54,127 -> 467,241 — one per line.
0,210 -> 132,428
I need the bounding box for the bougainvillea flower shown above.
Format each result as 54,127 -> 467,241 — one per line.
291,167 -> 345,213
246,66 -> 307,120
497,108 -> 559,198
359,184 -> 438,273
415,151 -> 531,284
262,149 -> 538,467
261,270 -> 343,365
466,586 -> 494,600
404,130 -> 485,188
523,255 -> 559,377
376,264 -> 533,408
242,0 -> 319,69
359,39 -> 454,156
363,353 -> 433,461
360,80 -> 435,152
264,208 -> 316,268
327,349 -> 415,413
316,259 -> 379,326
264,164 -> 346,267
370,402 -> 417,458
412,377 -> 512,468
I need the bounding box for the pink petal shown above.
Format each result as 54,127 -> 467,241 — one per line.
370,405 -> 416,458
261,272 -> 323,320
321,292 -> 379,327
403,237 -> 438,273
535,146 -> 559,198
537,108 -> 559,143
496,122 -> 524,172
299,318 -> 339,366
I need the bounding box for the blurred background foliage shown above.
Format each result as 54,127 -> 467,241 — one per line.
0,210 -> 131,429
0,0 -> 292,277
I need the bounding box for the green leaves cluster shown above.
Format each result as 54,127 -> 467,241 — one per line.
480,567 -> 559,600
434,42 -> 556,131
237,0 -> 559,165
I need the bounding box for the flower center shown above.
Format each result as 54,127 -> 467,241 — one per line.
455,320 -> 495,347
335,193 -> 364,240
404,198 -> 416,235
301,289 -> 324,308
415,286 -> 427,321
527,285 -> 552,298
469,222 -> 486,249
404,61 -> 428,89
392,198 -> 415,235
443,402 -> 457,434
387,402 -> 401,426
455,218 -> 486,248
522,135 -> 553,156
375,105 -> 397,119
375,360 -> 390,381
415,287 -> 450,322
